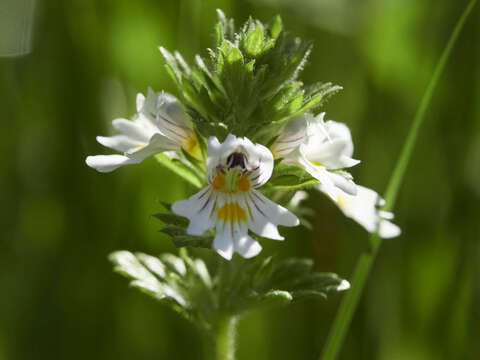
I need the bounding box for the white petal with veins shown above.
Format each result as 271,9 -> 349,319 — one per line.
173,134 -> 299,260
317,184 -> 401,239
85,154 -> 139,173
271,112 -> 360,199
86,89 -> 199,172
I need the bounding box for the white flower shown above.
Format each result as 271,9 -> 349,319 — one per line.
271,113 -> 360,201
172,134 -> 299,260
86,89 -> 200,173
317,184 -> 401,239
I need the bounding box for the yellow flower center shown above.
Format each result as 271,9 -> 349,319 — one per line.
310,160 -> 322,166
236,175 -> 251,192
217,202 -> 247,224
211,171 -> 251,193
212,173 -> 226,190
134,144 -> 146,152
183,135 -> 201,159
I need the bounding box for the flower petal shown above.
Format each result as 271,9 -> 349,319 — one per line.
96,135 -> 144,153
112,118 -> 153,142
270,115 -> 308,158
327,171 -> 357,195
245,190 -> 299,240
378,220 -> 401,239
302,116 -> 360,170
126,133 -> 179,161
324,120 -> 355,157
85,154 -> 139,173
206,135 -> 274,187
303,138 -> 359,169
171,187 -> 217,235
206,136 -> 223,180
295,152 -> 339,200
136,93 -> 145,113
234,232 -> 262,259
318,184 -> 401,239
213,222 -> 234,260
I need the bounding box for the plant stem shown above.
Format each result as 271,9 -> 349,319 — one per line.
320,1 -> 477,359
214,315 -> 238,360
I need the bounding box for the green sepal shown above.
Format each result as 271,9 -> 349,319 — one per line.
153,212 -> 189,227
160,226 -> 213,249
266,164 -> 320,190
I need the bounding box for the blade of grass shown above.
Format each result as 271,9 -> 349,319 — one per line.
320,1 -> 477,359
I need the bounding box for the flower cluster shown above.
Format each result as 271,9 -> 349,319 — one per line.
87,97 -> 399,259
86,11 -> 400,260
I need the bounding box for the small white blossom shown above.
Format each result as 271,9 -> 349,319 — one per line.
317,184 -> 401,239
271,113 -> 360,201
172,134 -> 299,260
86,89 -> 200,173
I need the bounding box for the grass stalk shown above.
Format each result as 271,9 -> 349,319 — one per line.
320,1 -> 477,359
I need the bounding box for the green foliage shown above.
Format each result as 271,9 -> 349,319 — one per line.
160,10 -> 341,143
265,164 -> 320,190
109,251 -> 349,331
109,250 -> 216,329
154,153 -> 205,189
153,207 -> 214,249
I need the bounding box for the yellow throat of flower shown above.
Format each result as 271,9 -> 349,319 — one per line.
212,169 -> 251,194
183,135 -> 201,159
217,202 -> 247,224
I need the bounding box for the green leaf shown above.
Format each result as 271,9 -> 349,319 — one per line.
321,1 -> 477,357
266,164 -> 319,190
260,290 -> 293,306
153,213 -> 189,227
226,45 -> 243,65
170,235 -> 213,249
244,27 -> 264,57
268,15 -> 283,39
109,251 -> 166,299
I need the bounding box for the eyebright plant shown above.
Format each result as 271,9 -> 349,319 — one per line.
86,9 -> 400,358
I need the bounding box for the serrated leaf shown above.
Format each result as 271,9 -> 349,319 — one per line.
244,27 -> 264,57
171,235 -> 213,249
159,253 -> 187,276
261,290 -> 293,305
291,290 -> 327,300
226,46 -> 243,65
109,251 -> 166,298
269,15 -> 283,39
271,258 -> 314,285
160,226 -> 187,237
299,83 -> 343,114
153,213 -> 189,227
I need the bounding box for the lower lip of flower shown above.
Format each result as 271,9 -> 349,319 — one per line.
217,202 -> 247,224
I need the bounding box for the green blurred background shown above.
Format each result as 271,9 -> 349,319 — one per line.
1,0 -> 479,359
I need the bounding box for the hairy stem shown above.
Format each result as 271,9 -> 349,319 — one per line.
214,316 -> 238,360
320,1 -> 477,359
